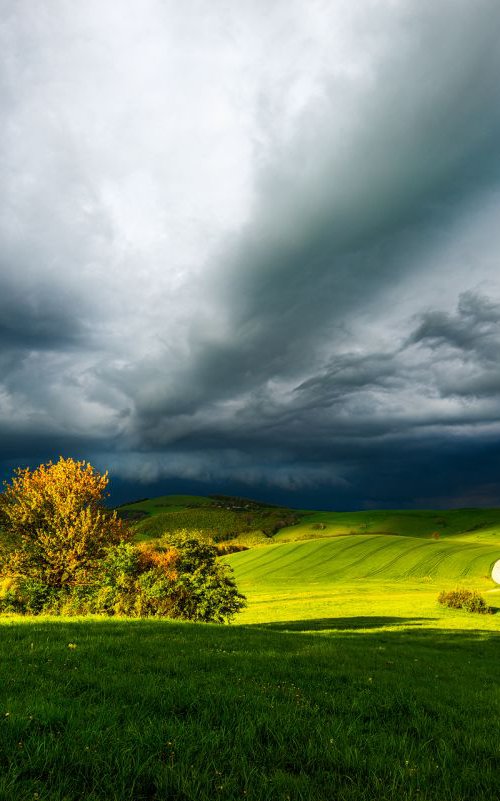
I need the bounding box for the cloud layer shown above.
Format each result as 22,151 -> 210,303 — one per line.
1,0 -> 500,507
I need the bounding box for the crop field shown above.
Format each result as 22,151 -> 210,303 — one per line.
227,534 -> 499,584
1,495 -> 500,800
273,507 -> 500,544
224,522 -> 500,627
225,545 -> 500,629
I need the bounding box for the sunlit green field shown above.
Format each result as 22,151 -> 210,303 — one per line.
121,498 -> 500,546
224,529 -> 500,627
1,497 -> 500,800
274,507 -> 500,543
121,493 -> 299,543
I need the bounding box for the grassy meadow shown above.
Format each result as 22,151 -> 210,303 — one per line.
225,532 -> 500,627
1,495 -> 499,800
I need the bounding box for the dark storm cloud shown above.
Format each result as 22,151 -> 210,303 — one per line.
0,282 -> 87,350
408,291 -> 500,358
407,292 -> 500,401
295,353 -> 403,403
117,288 -> 500,504
126,0 -> 500,440
1,1 -> 500,506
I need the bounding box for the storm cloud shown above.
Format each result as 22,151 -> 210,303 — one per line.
1,0 -> 500,508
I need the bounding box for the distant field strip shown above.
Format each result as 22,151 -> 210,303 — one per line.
275,508 -> 500,543
227,534 -> 500,584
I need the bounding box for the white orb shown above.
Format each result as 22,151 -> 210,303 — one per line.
492,559 -> 500,584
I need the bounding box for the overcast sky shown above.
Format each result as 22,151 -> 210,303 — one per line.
1,0 -> 500,509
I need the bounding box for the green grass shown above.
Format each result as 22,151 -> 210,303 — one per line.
2,497 -> 500,799
119,495 -> 219,515
0,617 -> 499,801
120,495 -> 500,547
224,532 -> 500,627
127,496 -> 299,543
227,534 -> 499,585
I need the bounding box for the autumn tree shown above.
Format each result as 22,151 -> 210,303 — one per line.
0,457 -> 128,588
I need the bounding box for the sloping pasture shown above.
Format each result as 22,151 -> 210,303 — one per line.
274,508 -> 500,544
225,533 -> 500,626
227,534 -> 499,584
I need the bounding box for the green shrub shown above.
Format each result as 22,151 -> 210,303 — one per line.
438,589 -> 492,614
0,534 -> 246,623
462,593 -> 491,614
156,531 -> 247,622
216,543 -> 249,556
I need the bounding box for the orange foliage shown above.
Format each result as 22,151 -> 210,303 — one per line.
0,457 -> 129,587
135,542 -> 180,580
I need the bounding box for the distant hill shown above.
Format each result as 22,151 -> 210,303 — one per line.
117,493 -> 300,543
117,494 -> 500,547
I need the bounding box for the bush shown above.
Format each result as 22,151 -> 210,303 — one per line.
155,531 -> 247,622
462,593 -> 491,614
216,543 -> 249,555
438,589 -> 492,614
0,460 -> 246,622
76,536 -> 245,622
0,524 -> 246,622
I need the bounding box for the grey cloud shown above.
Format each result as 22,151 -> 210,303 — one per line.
295,353 -> 404,405
408,291 -> 500,363
0,282 -> 88,350
125,0 -> 500,432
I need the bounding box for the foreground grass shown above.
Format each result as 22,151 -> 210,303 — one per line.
0,616 -> 499,801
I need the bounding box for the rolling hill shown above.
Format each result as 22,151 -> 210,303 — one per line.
114,493 -> 500,626
226,533 -> 499,585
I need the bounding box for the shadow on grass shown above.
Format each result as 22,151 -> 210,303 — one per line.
252,615 -> 435,631
0,615 -> 498,801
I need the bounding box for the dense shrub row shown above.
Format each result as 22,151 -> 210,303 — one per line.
0,459 -> 246,622
0,533 -> 246,621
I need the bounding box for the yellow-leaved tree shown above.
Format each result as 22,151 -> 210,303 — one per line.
0,457 -> 128,588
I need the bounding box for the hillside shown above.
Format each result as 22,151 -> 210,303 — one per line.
119,493 -> 300,543
273,507 -> 500,544
226,533 -> 499,585
119,494 -> 500,546
114,494 -> 500,628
